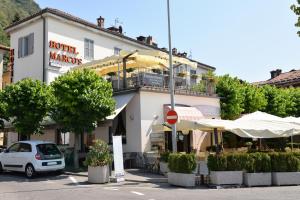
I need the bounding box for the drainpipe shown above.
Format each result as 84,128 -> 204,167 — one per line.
42,16 -> 46,83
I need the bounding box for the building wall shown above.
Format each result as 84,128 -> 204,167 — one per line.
9,20 -> 44,83
139,91 -> 220,152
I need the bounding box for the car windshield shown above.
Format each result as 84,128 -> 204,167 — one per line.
36,143 -> 62,160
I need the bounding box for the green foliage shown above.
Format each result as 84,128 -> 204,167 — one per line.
269,152 -> 300,172
160,152 -> 170,162
191,80 -> 206,93
0,92 -> 7,129
216,75 -> 245,119
207,154 -> 227,171
168,153 -> 196,174
291,1 -> 300,37
243,84 -> 267,113
0,78 -> 51,135
0,0 -> 40,46
245,153 -> 271,173
50,69 -> 115,135
226,153 -> 248,171
84,139 -> 112,167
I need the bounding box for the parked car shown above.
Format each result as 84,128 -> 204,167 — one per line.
0,141 -> 65,178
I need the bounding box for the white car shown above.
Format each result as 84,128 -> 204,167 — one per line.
0,141 -> 65,178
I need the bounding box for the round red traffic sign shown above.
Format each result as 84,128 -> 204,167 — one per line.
166,110 -> 178,124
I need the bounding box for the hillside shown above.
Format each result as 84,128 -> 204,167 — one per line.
0,0 -> 41,46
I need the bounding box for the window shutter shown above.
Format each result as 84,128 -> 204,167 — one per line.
28,33 -> 34,55
18,37 -> 23,58
90,40 -> 94,59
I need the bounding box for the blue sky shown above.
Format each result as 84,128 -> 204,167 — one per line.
36,0 -> 300,82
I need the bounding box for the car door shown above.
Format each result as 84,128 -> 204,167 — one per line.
1,143 -> 21,171
18,143 -> 33,172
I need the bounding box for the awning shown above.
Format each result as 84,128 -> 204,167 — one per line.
165,106 -> 204,122
106,93 -> 136,120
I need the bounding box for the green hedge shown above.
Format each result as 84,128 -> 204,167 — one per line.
168,153 -> 196,174
207,152 -> 299,173
160,152 -> 170,163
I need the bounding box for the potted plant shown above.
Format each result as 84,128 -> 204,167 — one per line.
84,139 -> 112,184
208,153 -> 245,185
168,153 -> 196,187
244,153 -> 272,187
177,72 -> 187,77
271,152 -> 300,186
159,152 -> 170,175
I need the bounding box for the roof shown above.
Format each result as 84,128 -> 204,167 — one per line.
254,69 -> 300,87
4,7 -> 215,70
0,44 -> 10,51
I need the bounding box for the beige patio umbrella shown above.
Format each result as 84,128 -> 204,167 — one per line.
73,49 -> 197,76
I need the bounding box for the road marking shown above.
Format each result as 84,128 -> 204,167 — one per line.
69,176 -> 78,185
104,187 -> 119,191
131,191 -> 145,196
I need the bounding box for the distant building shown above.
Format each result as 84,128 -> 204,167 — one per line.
0,44 -> 10,90
255,69 -> 300,88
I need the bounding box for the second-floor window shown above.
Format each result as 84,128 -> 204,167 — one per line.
84,38 -> 94,60
18,33 -> 34,58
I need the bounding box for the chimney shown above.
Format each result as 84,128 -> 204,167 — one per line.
137,36 -> 146,42
172,48 -> 177,55
270,69 -> 282,79
97,16 -> 105,28
146,36 -> 153,45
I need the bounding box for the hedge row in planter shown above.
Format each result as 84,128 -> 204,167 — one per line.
208,152 -> 300,172
168,153 -> 196,174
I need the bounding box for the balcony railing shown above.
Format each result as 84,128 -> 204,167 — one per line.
107,72 -> 216,97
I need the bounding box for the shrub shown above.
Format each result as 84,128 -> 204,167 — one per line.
269,152 -> 300,172
226,153 -> 248,171
168,153 -> 196,174
84,139 -> 112,167
245,153 -> 271,173
207,154 -> 227,171
160,152 -> 170,163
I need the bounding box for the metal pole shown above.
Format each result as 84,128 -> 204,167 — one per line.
167,0 -> 177,153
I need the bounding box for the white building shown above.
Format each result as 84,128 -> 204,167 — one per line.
4,8 -> 220,166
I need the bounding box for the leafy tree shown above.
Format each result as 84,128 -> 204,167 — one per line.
216,75 -> 245,119
262,85 -> 289,117
0,92 -> 7,129
0,78 -> 51,135
50,69 -> 115,168
291,1 -> 300,37
243,84 -> 267,113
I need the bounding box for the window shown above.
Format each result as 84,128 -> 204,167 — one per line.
19,143 -> 32,152
114,47 -> 121,55
8,143 -> 20,153
84,38 -> 94,60
18,33 -> 34,58
36,144 -> 62,160
56,129 -> 70,145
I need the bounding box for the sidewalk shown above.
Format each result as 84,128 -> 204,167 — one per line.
64,168 -> 168,184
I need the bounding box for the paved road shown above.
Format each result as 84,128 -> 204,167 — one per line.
1,172 -> 300,200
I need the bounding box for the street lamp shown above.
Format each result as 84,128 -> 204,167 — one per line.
167,0 -> 177,153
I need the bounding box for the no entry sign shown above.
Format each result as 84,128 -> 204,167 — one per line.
166,110 -> 178,124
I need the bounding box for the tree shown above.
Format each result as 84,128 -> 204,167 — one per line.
216,75 -> 245,119
0,92 -> 7,129
0,78 -> 51,136
291,1 -> 300,36
50,69 -> 115,168
243,84 -> 267,113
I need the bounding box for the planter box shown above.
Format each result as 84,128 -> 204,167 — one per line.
272,172 -> 300,186
168,172 -> 195,187
244,173 -> 271,187
159,162 -> 169,174
210,171 -> 243,185
88,165 -> 109,184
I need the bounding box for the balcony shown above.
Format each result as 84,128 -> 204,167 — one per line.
107,72 -> 216,97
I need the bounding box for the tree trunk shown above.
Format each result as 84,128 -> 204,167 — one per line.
73,133 -> 80,169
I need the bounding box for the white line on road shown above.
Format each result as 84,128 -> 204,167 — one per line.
104,187 -> 119,191
69,176 -> 79,185
131,191 -> 145,196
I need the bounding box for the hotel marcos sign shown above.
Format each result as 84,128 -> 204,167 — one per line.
49,40 -> 82,68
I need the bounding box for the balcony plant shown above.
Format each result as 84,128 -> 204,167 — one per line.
84,139 -> 112,183
167,153 -> 196,187
190,74 -> 198,79
270,152 -> 300,186
208,153 -> 245,185
159,152 -> 170,175
177,71 -> 187,77
244,153 -> 272,187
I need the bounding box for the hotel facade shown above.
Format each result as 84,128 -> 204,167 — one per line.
3,8 -> 220,165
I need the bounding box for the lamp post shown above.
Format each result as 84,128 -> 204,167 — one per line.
167,0 -> 177,153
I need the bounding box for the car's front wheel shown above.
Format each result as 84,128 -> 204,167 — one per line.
25,164 -> 35,178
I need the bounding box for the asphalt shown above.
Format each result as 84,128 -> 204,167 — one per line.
1,170 -> 300,200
